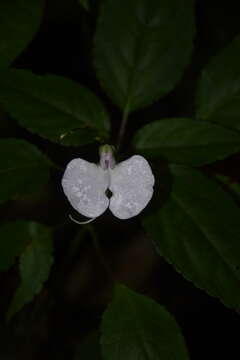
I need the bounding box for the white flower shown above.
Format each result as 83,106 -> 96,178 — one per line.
61,145 -> 155,223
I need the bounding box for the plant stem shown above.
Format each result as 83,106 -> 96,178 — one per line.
116,105 -> 129,151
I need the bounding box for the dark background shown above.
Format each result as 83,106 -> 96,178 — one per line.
0,0 -> 240,358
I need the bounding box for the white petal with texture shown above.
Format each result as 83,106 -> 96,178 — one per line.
109,155 -> 155,219
62,158 -> 109,218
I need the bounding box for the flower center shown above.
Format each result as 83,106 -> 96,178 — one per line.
99,144 -> 116,170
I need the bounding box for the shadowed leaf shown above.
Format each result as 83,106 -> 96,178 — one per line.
0,139 -> 51,204
0,0 -> 44,69
94,0 -> 195,112
143,166 -> 240,311
7,222 -> 53,319
101,284 -> 189,360
134,118 -> 240,165
0,70 -> 110,146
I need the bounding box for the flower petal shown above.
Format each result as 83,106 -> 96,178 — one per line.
109,155 -> 155,219
62,158 -> 109,218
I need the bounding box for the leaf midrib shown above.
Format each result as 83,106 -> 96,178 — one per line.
124,293 -> 153,360
1,77 -> 95,129
123,17 -> 156,111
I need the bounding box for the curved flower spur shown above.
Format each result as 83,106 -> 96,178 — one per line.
62,145 -> 155,223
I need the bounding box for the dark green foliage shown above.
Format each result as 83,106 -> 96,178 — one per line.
94,0 -> 195,112
0,139 -> 51,204
143,166 -> 240,310
196,35 -> 240,131
0,221 -> 31,272
7,222 -> 53,319
0,70 -> 110,146
78,0 -> 90,11
134,118 -> 240,165
101,284 -> 189,360
0,0 -> 44,69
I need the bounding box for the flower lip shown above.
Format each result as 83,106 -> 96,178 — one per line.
61,146 -> 155,222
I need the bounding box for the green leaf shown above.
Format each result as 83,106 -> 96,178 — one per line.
94,0 -> 195,112
143,166 -> 240,311
215,174 -> 240,199
7,222 -> 53,319
134,118 -> 240,165
0,138 -> 51,204
78,0 -> 90,11
196,35 -> 240,130
101,284 -> 189,360
0,221 -> 33,272
0,0 -> 44,69
0,70 -> 110,146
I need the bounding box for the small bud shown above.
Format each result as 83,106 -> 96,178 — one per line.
99,144 -> 116,170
